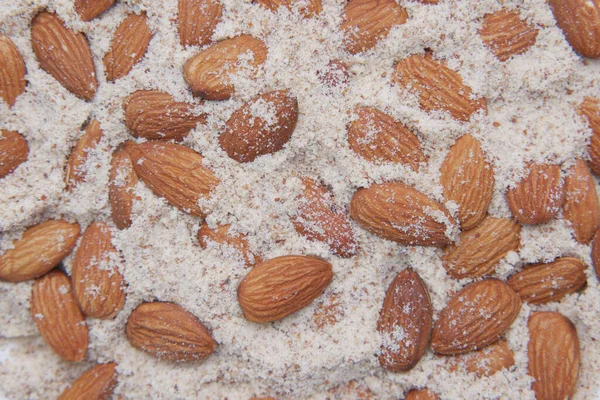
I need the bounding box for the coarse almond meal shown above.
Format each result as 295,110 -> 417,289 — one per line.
1,0 -> 600,399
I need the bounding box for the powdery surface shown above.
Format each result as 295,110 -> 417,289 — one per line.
0,0 -> 599,399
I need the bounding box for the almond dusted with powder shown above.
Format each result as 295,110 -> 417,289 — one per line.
405,389 -> 439,400
0,35 -> 26,107
564,158 -> 600,244
479,9 -> 539,61
65,119 -> 103,191
593,229 -> 600,279
449,340 -> 515,377
550,0 -> 600,59
440,134 -> 494,230
578,96 -> 600,175
31,270 -> 89,362
75,0 -> 115,21
109,144 -> 138,229
58,363 -> 118,400
31,12 -> 97,101
178,0 -> 223,47
238,255 -> 333,322
198,222 -> 262,267
256,0 -> 322,17
0,130 -> 28,179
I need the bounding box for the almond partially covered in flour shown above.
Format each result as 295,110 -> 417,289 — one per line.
550,0 -> 600,59
256,0 -> 322,17
65,119 -> 103,191
578,96 -> 600,175
178,0 -> 223,47
564,158 -> 600,244
405,389 -> 439,400
75,0 -> 115,21
109,144 -> 138,229
0,130 -> 28,179
58,362 -> 118,400
198,222 -> 262,267
0,34 -> 26,107
479,9 -> 539,61
448,340 -> 515,377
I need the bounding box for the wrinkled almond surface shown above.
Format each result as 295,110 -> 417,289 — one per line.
198,222 -> 262,267
578,96 -> 600,175
0,34 -> 26,107
75,0 -> 115,21
550,0 -> 600,58
104,13 -> 152,82
448,340 -> 515,377
479,9 -> 538,61
564,158 -> 600,244
178,0 -> 223,47
109,144 -> 138,229
58,362 -> 118,400
0,130 -> 28,179
65,119 -> 103,191
256,0 -> 322,17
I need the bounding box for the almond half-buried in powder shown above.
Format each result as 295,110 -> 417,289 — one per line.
0,130 -> 28,179
479,9 -> 539,61
448,339 -> 515,378
58,362 -> 118,400
549,0 -> 600,59
178,0 -> 223,47
256,0 -> 322,18
0,34 -> 27,107
109,144 -> 138,229
198,222 -> 262,267
564,158 -> 600,244
65,119 -> 103,191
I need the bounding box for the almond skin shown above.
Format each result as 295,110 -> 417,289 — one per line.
394,54 -> 486,122
347,107 -> 425,170
377,268 -> 432,372
506,163 -> 565,225
448,340 -> 515,377
442,217 -> 521,279
238,255 -> 333,323
109,144 -> 138,229
123,90 -> 206,141
0,220 -> 80,282
58,362 -> 118,400
256,0 -> 322,17
178,0 -> 223,47
341,0 -> 408,55
592,229 -> 600,279
479,9 -> 539,61
292,177 -> 358,258
564,158 -> 600,244
31,270 -> 89,362
75,0 -> 115,21
65,119 -> 103,191
507,257 -> 587,305
528,312 -> 580,400
431,279 -> 522,355
440,134 -> 494,230
578,96 -> 600,175
183,35 -> 268,100
405,389 -> 440,400
198,222 -> 262,267
219,90 -> 298,162
103,13 -> 152,82
0,130 -> 28,179
350,182 -> 456,246
31,12 -> 98,101
318,59 -> 350,88
124,141 -> 219,217
550,0 -> 600,58
0,34 -> 26,107
126,301 -> 216,362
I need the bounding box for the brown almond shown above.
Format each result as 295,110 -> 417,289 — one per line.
109,144 -> 138,229
58,362 -> 118,400
238,255 -> 333,323
550,0 -> 600,58
0,220 -> 80,282
75,0 -> 115,21
440,134 -> 494,230
449,340 -> 515,377
564,158 -> 600,244
578,96 -> 600,175
479,9 -> 539,61
65,119 -> 103,191
31,270 -> 89,362
256,0 -> 322,17
198,222 -> 262,266
219,90 -> 298,162
31,12 -> 98,101
0,130 -> 28,179
431,279 -> 522,355
528,312 -> 580,400
0,34 -> 26,107
405,389 -> 440,400
178,0 -> 223,47
592,229 -> 600,279
377,268 -> 432,372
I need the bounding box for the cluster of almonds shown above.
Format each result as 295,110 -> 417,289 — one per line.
1,0 -> 600,399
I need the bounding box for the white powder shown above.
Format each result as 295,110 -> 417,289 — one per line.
1,0 -> 600,399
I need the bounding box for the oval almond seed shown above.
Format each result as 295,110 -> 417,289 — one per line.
109,144 -> 138,229
0,34 -> 27,107
58,362 -> 118,400
0,130 -> 28,179
564,158 -> 600,244
178,0 -> 223,47
65,119 -> 103,191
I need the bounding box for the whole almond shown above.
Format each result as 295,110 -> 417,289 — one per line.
528,312 -> 580,400
564,158 -> 600,244
347,107 -> 425,170
124,141 -> 219,217
442,217 -> 521,279
184,35 -> 268,100
377,268 -> 432,372
256,0 -> 322,17
341,0 -> 407,54
58,362 -> 118,400
550,0 -> 600,58
440,134 -> 494,230
126,301 -> 216,362
178,0 -> 223,47
103,13 -> 152,82
0,220 -> 80,282
31,12 -> 98,101
238,255 -> 333,323
479,9 -> 539,61
394,54 -> 486,122
31,270 -> 89,362
592,229 -> 600,279
405,389 -> 440,400
65,119 -> 103,191
448,340 -> 515,377
109,144 -> 138,229
0,130 -> 28,179
506,163 -> 565,225
219,90 -> 298,162
72,222 -> 126,319
578,96 -> 600,175
123,90 -> 206,140
0,35 -> 26,107
350,182 -> 456,246
75,0 -> 115,21
198,222 -> 262,266
431,279 -> 522,355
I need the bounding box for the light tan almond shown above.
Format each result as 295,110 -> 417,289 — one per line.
0,34 -> 26,107
479,9 -> 539,61
65,119 -> 103,191
198,222 -> 262,267
75,0 -> 115,21
178,0 -> 223,47
255,0 -> 322,17
405,389 -> 440,400
109,144 -> 138,229
58,362 -> 118,400
0,130 -> 28,179
448,340 -> 515,377
550,0 -> 600,58
578,96 -> 600,175
564,158 -> 600,244
593,229 -> 600,279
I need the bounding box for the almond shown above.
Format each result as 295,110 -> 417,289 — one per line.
65,119 -> 103,191
72,222 -> 126,319
103,13 -> 152,82
126,301 -> 216,362
564,158 -> 600,244
448,340 -> 515,377
292,177 -> 358,258
75,0 -> 115,21
350,181 -> 456,246
0,34 -> 26,107
442,217 -> 521,279
0,130 -> 28,179
347,107 -> 426,170
219,90 -> 298,162
550,0 -> 600,58
377,268 -> 432,372
124,141 -> 219,217
255,0 -> 322,17
238,255 -> 333,322
405,389 -> 439,400
506,163 -> 565,225
198,222 -> 262,266
592,229 -> 600,279
178,0 -> 223,47
528,312 -> 580,400
31,12 -> 98,101
439,134 -> 494,230
123,90 -> 206,140
341,0 -> 407,55
507,257 -> 587,304
58,362 -> 118,400
431,279 -> 521,355
318,59 -> 350,88
312,292 -> 343,329
578,96 -> 600,175
394,54 -> 486,122
31,270 -> 89,362
479,9 -> 539,61
183,35 -> 268,100
109,144 -> 138,229
0,220 -> 80,282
